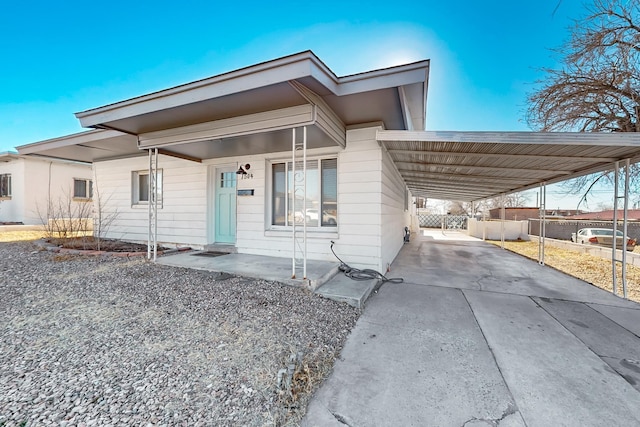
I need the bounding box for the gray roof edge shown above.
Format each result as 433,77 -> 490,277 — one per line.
377,130 -> 640,146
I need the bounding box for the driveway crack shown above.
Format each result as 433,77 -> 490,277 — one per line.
461,403 -> 518,426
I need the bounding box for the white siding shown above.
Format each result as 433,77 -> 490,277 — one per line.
23,159 -> 92,225
92,125 -> 409,271
380,144 -> 412,271
94,155 -> 207,247
0,159 -> 24,223
0,157 -> 92,225
334,127 -> 383,270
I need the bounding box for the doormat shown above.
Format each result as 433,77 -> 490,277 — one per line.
192,251 -> 229,258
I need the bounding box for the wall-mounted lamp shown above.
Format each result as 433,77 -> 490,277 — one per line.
236,163 -> 251,175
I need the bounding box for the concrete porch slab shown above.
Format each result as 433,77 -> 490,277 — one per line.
157,250 -> 339,290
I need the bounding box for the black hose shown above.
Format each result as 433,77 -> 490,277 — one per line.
330,241 -> 403,284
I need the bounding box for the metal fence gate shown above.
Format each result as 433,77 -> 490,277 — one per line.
418,213 -> 468,230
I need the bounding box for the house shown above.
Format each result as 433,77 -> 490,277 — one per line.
17,51 -> 428,274
0,152 -> 93,225
16,51 -> 640,275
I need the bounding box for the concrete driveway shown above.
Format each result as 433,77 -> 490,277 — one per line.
303,230 -> 640,426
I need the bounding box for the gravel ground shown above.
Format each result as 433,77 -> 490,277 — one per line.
0,242 -> 360,426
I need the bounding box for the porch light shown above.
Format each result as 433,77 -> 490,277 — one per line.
236,163 -> 250,175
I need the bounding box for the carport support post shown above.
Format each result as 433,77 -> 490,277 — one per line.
612,159 -> 631,298
623,158 -> 630,298
538,182 -> 546,265
147,148 -> 158,262
500,195 -> 505,249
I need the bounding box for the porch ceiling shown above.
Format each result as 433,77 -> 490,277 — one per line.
15,124 -> 338,163
378,130 -> 640,202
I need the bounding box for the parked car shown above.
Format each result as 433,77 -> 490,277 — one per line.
571,228 -> 636,251
305,209 -> 337,225
292,209 -> 338,225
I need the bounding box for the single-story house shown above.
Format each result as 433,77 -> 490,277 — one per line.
16,50 -> 640,275
0,152 -> 93,225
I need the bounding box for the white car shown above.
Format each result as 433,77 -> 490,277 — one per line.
571,228 -> 636,251
296,209 -> 337,225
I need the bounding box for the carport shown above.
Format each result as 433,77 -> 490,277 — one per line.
377,130 -> 640,298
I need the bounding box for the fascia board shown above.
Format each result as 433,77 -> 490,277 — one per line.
377,130 -> 640,146
335,63 -> 429,96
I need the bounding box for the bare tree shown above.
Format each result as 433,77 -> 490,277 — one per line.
92,171 -> 120,251
447,193 -> 530,216
527,0 -> 640,132
527,0 -> 639,203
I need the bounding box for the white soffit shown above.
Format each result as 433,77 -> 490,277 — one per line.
378,130 -> 640,202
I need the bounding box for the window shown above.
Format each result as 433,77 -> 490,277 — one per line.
73,179 -> 93,199
0,174 -> 11,198
132,170 -> 163,206
271,158 -> 337,228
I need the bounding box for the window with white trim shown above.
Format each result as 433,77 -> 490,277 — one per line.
271,158 -> 337,228
73,178 -> 93,199
0,174 -> 11,198
132,170 -> 163,206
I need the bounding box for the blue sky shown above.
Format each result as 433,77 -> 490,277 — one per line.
1,0 -> 610,208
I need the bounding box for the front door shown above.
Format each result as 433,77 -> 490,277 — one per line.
214,167 -> 237,243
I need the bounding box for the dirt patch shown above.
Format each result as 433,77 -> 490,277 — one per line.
492,240 -> 640,303
46,237 -> 168,253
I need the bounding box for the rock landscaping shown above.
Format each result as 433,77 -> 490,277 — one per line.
0,242 -> 360,426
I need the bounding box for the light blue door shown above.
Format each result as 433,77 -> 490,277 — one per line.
215,169 -> 237,243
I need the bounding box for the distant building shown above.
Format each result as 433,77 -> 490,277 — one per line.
565,210 -> 640,221
488,207 -> 586,221
0,152 -> 92,225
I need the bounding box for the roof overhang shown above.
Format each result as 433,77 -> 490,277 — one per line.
378,130 -> 640,202
75,50 -> 429,135
18,52 -> 429,164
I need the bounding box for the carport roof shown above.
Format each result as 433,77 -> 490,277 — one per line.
378,130 -> 640,202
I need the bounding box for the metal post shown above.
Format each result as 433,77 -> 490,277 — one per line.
623,159 -> 630,298
147,148 -> 158,262
500,195 -> 505,249
291,127 -> 307,281
303,126 -> 307,280
291,128 -> 296,277
147,149 -> 152,260
153,148 -> 158,262
538,182 -> 546,265
613,161 -> 619,295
